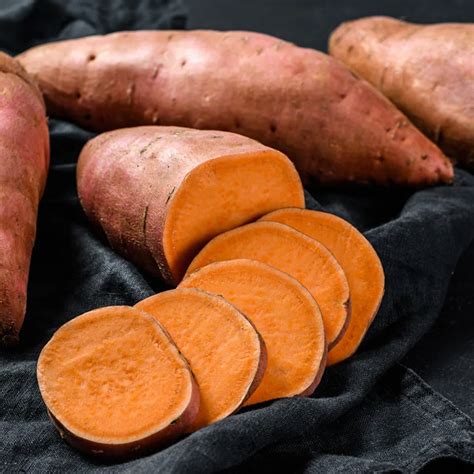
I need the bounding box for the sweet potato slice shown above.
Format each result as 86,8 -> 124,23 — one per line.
136,288 -> 266,430
261,208 -> 384,365
180,259 -> 326,403
186,222 -> 350,349
77,126 -> 304,284
37,306 -> 199,459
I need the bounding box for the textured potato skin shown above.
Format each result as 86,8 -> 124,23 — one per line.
0,52 -> 50,346
19,30 -> 452,186
77,126 -> 298,284
330,16 -> 474,169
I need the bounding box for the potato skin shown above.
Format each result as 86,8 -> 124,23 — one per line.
0,52 -> 49,346
330,16 -> 474,169
19,30 -> 452,186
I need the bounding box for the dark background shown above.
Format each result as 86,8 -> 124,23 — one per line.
185,0 -> 474,416
1,1 -> 473,471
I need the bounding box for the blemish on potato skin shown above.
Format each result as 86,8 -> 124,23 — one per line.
349,70 -> 359,80
87,53 -> 96,62
151,65 -> 162,79
166,187 -> 176,204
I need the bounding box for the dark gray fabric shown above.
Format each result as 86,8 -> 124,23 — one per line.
0,0 -> 187,54
1,1 -> 474,472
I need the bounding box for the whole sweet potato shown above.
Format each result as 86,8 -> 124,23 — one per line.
0,52 -> 50,346
19,30 -> 452,186
330,17 -> 474,169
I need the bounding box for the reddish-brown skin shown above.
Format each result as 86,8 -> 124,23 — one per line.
0,52 -> 50,346
77,126 -> 299,284
46,377 -> 200,460
243,331 -> 268,404
299,345 -> 327,398
329,17 -> 474,169
19,30 -> 452,186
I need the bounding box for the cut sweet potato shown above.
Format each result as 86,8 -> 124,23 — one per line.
37,306 -> 199,459
19,30 -> 453,186
0,52 -> 50,346
186,222 -> 350,349
180,259 -> 326,403
76,126 -> 304,284
136,288 -> 266,430
261,208 -> 384,365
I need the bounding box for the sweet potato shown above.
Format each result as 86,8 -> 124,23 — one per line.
136,288 -> 266,430
19,30 -> 452,186
76,126 -> 304,284
0,52 -> 50,346
186,221 -> 350,349
37,306 -> 199,458
180,259 -> 326,403
261,209 -> 384,365
329,17 -> 474,169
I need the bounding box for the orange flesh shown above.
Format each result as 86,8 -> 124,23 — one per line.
261,208 -> 384,365
136,288 -> 263,430
163,152 -> 304,282
181,259 -> 326,404
37,306 -> 195,444
186,222 -> 350,348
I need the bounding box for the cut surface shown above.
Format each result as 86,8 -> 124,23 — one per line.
181,259 -> 327,403
136,288 -> 265,430
164,151 -> 304,282
37,306 -> 198,457
262,208 -> 384,365
186,222 -> 350,348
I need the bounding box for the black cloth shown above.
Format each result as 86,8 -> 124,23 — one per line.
1,1 -> 473,472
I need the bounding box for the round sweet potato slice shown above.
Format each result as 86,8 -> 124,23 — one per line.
180,259 -> 327,404
186,221 -> 350,349
37,306 -> 199,459
261,208 -> 384,365
136,288 -> 266,430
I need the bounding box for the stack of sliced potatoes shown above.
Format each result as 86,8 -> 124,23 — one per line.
39,149 -> 384,458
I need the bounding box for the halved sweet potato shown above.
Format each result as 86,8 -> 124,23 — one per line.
136,288 -> 266,430
37,306 -> 199,459
261,208 -> 384,365
180,259 -> 326,403
186,221 -> 350,349
77,126 -> 304,284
